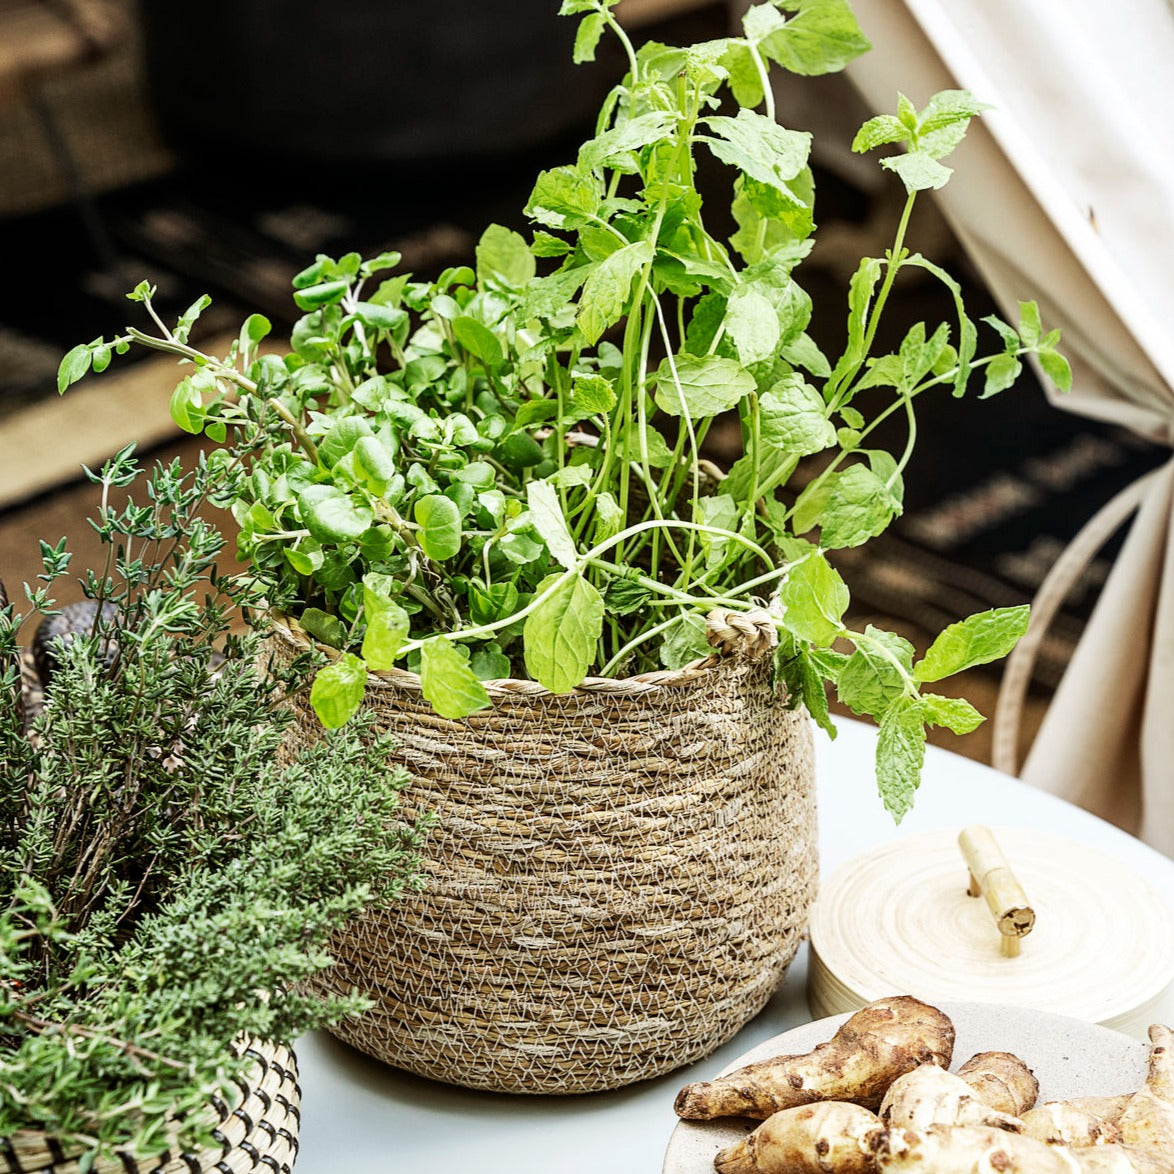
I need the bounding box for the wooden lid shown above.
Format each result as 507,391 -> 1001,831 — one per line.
808,825 -> 1174,1037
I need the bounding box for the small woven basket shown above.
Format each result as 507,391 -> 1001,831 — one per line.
271,608 -> 818,1094
0,1038 -> 301,1174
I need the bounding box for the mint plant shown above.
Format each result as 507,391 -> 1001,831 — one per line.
58,0 -> 1069,818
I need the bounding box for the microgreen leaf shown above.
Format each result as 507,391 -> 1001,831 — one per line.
523,574 -> 605,692
310,653 -> 368,728
361,584 -> 410,671
526,480 -> 578,570
660,612 -> 713,670
298,485 -> 374,543
476,224 -> 536,289
414,495 -> 462,562
419,636 -> 491,719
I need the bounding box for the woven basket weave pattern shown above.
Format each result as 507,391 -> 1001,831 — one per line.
274,619 -> 818,1094
0,1038 -> 300,1174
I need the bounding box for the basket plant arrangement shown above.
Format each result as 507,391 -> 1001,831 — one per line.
57,0 -> 1069,1091
0,449 -> 428,1167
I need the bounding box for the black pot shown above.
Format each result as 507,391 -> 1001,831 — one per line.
139,1 -> 612,167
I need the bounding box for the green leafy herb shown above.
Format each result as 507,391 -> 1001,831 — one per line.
59,0 -> 1066,816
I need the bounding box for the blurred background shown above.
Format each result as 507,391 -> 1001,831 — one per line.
1,0 -> 1164,763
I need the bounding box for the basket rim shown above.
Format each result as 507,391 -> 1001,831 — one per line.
266,611 -> 770,702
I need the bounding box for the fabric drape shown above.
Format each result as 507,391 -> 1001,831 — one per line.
834,0 -> 1174,853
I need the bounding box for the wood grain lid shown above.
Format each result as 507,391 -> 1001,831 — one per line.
807,825 -> 1174,1038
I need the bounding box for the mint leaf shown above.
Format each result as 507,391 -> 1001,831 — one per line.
759,374 -> 837,456
525,165 -> 601,229
579,112 -> 676,172
655,354 -> 756,419
571,373 -> 617,416
914,605 -> 1030,682
310,653 -> 368,729
660,612 -> 713,670
702,110 -> 812,192
523,574 -> 605,692
876,696 -> 927,821
829,257 -> 883,390
1017,299 -> 1043,348
526,480 -> 578,570
577,240 -> 653,344
475,224 -> 536,289
420,636 -> 491,719
921,693 -> 986,735
837,626 -> 915,719
881,150 -> 953,193
759,0 -> 871,75
413,494 -> 462,562
1038,348 -> 1073,393
820,463 -> 902,548
779,552 -> 848,645
983,352 -> 1022,397
917,90 -> 989,158
852,114 -> 908,154
778,647 -> 837,737
724,285 -> 781,365
573,10 -> 606,62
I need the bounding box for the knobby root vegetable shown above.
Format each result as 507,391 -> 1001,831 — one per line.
1057,1097 -> 1133,1129
713,1102 -> 883,1174
1120,1025 -> 1174,1154
956,1050 -> 1040,1116
880,1063 -> 1024,1132
872,1124 -> 1173,1172
1020,1101 -> 1123,1146
674,996 -> 955,1121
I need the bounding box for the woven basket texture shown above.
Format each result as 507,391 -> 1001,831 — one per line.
271,610 -> 818,1094
0,1038 -> 300,1174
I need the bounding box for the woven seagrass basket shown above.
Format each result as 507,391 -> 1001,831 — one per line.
271,607 -> 818,1095
0,1038 -> 301,1174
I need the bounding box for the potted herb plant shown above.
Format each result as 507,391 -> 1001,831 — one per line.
58,0 -> 1068,1093
0,447 -> 428,1166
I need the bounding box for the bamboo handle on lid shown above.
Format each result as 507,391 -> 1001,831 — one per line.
959,825 -> 1036,957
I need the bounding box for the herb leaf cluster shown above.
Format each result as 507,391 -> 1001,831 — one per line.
59,0 -> 1069,816
0,447 -> 429,1160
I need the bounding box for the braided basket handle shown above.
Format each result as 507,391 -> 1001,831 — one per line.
704,608 -> 777,661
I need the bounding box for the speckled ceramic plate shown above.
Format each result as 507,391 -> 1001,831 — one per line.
662,1001 -> 1150,1174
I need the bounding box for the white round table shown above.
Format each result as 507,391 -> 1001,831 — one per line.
292,717 -> 1174,1173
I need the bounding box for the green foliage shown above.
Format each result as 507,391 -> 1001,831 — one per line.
58,0 -> 1068,818
0,451 -> 428,1159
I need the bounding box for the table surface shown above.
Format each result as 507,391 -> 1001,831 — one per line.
292,717 -> 1174,1174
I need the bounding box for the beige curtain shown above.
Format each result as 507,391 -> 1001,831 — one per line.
835,0 -> 1174,853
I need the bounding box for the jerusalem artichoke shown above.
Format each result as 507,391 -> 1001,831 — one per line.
873,1124 -> 1172,1172
674,996 -> 954,1120
956,1050 -> 1040,1116
1119,1025 -> 1174,1154
1020,1101 -> 1123,1147
713,1102 -> 883,1174
880,1063 -> 1023,1132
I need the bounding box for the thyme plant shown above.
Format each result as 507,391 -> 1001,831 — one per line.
58,0 -> 1069,817
0,446 -> 429,1161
